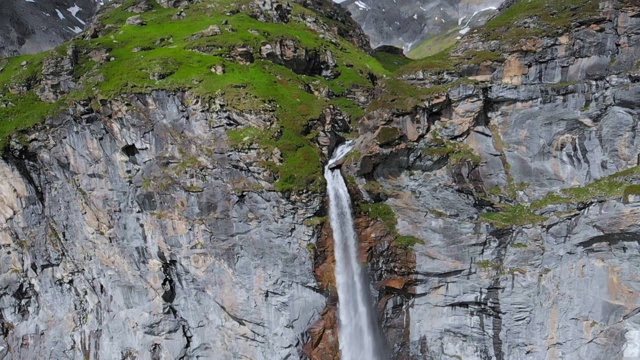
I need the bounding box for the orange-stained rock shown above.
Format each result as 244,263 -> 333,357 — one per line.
502,54 -> 529,85
303,307 -> 340,360
304,196 -> 418,358
381,277 -> 408,290
313,222 -> 337,293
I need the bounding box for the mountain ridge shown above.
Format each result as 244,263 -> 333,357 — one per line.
0,0 -> 100,58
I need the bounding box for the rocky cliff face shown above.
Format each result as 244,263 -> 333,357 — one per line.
1,0 -> 640,359
0,0 -> 100,58
339,0 -> 640,358
1,91 -> 326,359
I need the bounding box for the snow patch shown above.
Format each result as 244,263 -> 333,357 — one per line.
354,1 -> 370,10
55,9 -> 65,19
461,6 -> 497,28
67,4 -> 81,16
624,328 -> 640,359
68,26 -> 83,34
67,4 -> 86,25
25,0 -> 35,3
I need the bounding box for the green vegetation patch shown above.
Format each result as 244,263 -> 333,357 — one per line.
476,260 -> 501,270
480,205 -> 546,229
303,216 -> 327,227
483,0 -> 600,43
459,50 -> 503,65
372,50 -> 413,73
359,202 -> 426,250
395,235 -> 425,249
0,53 -> 59,147
398,46 -> 457,74
359,203 -> 397,231
273,134 -> 324,192
406,30 -> 460,60
367,77 -> 459,111
532,167 -> 640,209
0,92 -> 62,148
482,166 -> 640,229
423,135 -> 482,165
0,0 -> 394,194
376,126 -> 401,145
623,184 -> 640,203
226,126 -> 263,148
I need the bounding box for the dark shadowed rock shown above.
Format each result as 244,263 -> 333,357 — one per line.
0,0 -> 99,58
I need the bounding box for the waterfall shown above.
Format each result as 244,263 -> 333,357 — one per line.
324,142 -> 385,360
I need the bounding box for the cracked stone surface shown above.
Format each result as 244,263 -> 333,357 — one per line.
0,91 -> 325,359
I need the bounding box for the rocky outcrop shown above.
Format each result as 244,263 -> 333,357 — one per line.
260,39 -> 339,78
37,45 -> 78,102
0,91 -> 326,358
299,0 -> 370,49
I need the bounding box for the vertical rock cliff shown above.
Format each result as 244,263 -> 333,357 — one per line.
340,0 -> 640,358
1,92 -> 327,358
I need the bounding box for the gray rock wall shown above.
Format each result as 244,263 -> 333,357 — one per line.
0,91 -> 325,359
343,2 -> 640,359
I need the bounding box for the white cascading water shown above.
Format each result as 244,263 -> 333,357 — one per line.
324,141 -> 384,360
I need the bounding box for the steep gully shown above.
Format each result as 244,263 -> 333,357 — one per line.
325,142 -> 386,360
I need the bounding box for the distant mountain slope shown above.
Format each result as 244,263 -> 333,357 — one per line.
0,0 -> 99,57
336,0 -> 504,56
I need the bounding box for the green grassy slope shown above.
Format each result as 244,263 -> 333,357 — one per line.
0,0 -> 390,193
